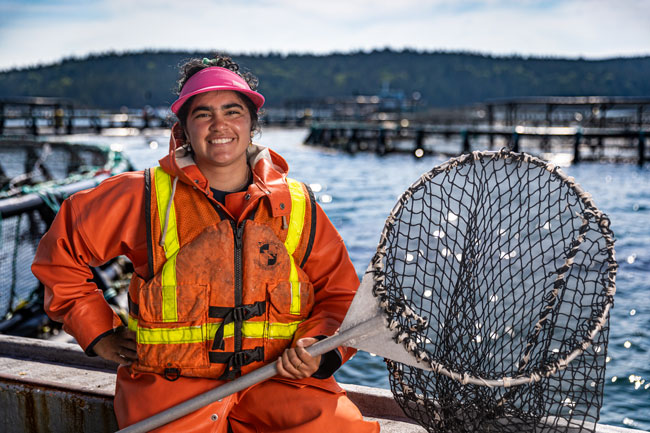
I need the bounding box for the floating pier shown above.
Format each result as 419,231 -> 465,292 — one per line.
0,97 -> 171,136
303,96 -> 650,165
304,121 -> 648,165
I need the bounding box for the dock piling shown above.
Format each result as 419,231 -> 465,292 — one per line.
461,130 -> 470,154
573,129 -> 583,164
639,131 -> 646,167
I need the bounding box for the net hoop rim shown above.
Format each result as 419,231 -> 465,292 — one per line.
373,148 -> 617,387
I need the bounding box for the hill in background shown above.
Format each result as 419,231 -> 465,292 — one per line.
1,49 -> 649,109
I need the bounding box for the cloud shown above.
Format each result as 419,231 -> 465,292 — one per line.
0,0 -> 648,70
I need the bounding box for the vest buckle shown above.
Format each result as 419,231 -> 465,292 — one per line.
232,306 -> 246,322
233,351 -> 247,367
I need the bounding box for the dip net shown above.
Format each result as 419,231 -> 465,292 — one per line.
372,149 -> 616,433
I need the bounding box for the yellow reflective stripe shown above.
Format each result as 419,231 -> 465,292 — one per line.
154,167 -> 179,322
288,261 -> 300,315
130,319 -> 302,345
128,316 -> 137,332
285,178 -> 306,315
285,178 -> 306,255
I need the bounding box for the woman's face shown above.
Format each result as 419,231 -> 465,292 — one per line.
184,90 -> 252,173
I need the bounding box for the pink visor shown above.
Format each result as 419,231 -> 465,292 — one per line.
171,67 -> 265,114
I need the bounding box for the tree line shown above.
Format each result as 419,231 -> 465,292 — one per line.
1,48 -> 649,109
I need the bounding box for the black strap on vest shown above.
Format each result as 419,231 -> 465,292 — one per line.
128,296 -> 139,316
300,183 -> 318,268
209,301 -> 266,351
210,346 -> 265,380
144,168 -> 154,279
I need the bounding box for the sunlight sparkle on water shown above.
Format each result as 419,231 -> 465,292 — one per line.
309,183 -> 323,192
629,375 -> 647,390
624,341 -> 632,349
319,194 -> 332,203
627,254 -> 636,264
623,418 -> 636,427
542,152 -> 573,167
562,398 -> 576,408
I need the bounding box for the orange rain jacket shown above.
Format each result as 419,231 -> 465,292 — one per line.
31,125 -> 361,428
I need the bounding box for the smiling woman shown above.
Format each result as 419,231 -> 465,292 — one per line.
31,53 -> 379,433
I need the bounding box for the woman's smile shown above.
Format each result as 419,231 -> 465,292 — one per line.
207,137 -> 235,145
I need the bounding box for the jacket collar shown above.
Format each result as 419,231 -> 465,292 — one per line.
158,122 -> 292,218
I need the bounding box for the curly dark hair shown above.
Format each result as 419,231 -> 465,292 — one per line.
175,54 -> 261,134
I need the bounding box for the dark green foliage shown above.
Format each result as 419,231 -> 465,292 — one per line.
1,49 -> 649,109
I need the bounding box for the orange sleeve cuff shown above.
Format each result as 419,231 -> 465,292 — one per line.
61,293 -> 121,352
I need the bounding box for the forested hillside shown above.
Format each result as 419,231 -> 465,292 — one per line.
1,49 -> 648,109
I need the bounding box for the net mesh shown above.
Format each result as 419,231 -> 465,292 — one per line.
0,209 -> 50,319
0,138 -> 133,333
0,139 -> 121,196
373,150 -> 616,433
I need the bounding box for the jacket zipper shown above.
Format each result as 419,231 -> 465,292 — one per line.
232,220 -> 246,355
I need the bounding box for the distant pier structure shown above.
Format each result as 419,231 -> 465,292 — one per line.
0,97 -> 75,136
304,96 -> 650,165
0,96 -> 170,136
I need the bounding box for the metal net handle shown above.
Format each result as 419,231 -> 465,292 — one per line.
371,148 -> 617,387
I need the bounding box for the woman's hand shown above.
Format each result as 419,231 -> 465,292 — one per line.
276,337 -> 322,379
93,326 -> 137,365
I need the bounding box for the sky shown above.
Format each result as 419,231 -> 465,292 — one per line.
1,0 -> 649,71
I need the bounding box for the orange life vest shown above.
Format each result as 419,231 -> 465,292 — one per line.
127,166 -> 317,380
